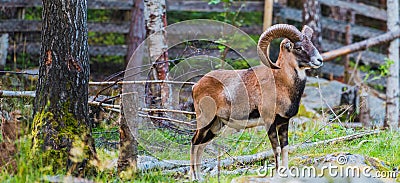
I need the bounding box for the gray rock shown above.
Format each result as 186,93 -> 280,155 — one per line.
302,77 -> 386,123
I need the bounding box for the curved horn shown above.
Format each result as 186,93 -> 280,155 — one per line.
257,24 -> 303,69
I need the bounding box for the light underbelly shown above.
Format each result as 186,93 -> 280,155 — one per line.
220,118 -> 264,130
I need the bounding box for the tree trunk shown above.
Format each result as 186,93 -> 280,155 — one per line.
344,25 -> 352,83
117,104 -> 138,177
32,0 -> 96,175
118,0 -> 145,176
0,34 -> 8,70
384,0 -> 399,129
144,0 -> 169,109
359,84 -> 371,128
263,0 -> 273,31
302,0 -> 322,50
126,0 -> 146,66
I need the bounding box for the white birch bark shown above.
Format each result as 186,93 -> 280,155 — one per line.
384,0 -> 399,129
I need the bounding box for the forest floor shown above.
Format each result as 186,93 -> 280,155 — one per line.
0,73 -> 399,183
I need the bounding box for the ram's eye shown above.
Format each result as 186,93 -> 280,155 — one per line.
295,47 -> 302,51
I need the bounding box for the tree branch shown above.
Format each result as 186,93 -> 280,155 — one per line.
0,90 -> 35,98
322,29 -> 400,61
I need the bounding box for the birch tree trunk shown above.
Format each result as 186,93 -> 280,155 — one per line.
32,0 -> 96,175
144,0 -> 169,109
302,0 -> 322,50
263,0 -> 273,31
384,0 -> 399,129
0,34 -> 8,70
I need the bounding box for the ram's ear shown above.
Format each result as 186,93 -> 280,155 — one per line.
302,25 -> 313,39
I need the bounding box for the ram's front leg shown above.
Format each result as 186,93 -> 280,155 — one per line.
267,122 -> 280,171
278,121 -> 289,169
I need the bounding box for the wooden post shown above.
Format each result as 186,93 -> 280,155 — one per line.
344,25 -> 351,83
359,84 -> 371,128
0,34 -> 8,70
384,0 -> 399,129
118,92 -> 138,177
263,0 -> 274,31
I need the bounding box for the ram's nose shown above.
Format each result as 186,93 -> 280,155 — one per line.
310,54 -> 323,68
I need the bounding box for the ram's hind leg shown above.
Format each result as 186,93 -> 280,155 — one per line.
190,117 -> 223,181
190,141 -> 207,181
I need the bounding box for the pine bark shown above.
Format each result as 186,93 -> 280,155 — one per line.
32,0 -> 96,175
126,0 -> 146,65
302,0 -> 322,50
384,0 -> 399,129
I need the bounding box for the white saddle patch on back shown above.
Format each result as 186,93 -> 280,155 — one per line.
220,117 -> 264,130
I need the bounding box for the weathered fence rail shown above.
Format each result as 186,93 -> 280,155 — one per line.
0,0 -> 133,9
0,20 -> 130,34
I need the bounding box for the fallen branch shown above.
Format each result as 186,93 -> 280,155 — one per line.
0,90 -> 35,98
43,175 -> 95,183
88,101 -> 121,109
88,101 -> 121,113
0,71 -> 38,75
89,80 -> 196,86
290,130 -> 381,150
322,29 -> 400,61
139,108 -> 196,115
138,113 -> 196,126
138,156 -> 190,171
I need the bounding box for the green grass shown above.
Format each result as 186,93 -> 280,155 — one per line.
1,76 -> 399,182
1,116 -> 400,182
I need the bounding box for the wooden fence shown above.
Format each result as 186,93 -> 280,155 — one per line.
0,0 -> 397,72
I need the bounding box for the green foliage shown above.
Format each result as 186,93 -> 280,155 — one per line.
25,7 -> 42,20
6,53 -> 38,70
167,11 -> 262,26
87,9 -> 120,22
297,104 -> 316,119
88,32 -> 125,45
378,58 -> 394,77
225,58 -> 251,69
0,136 -> 44,182
363,58 -> 394,82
